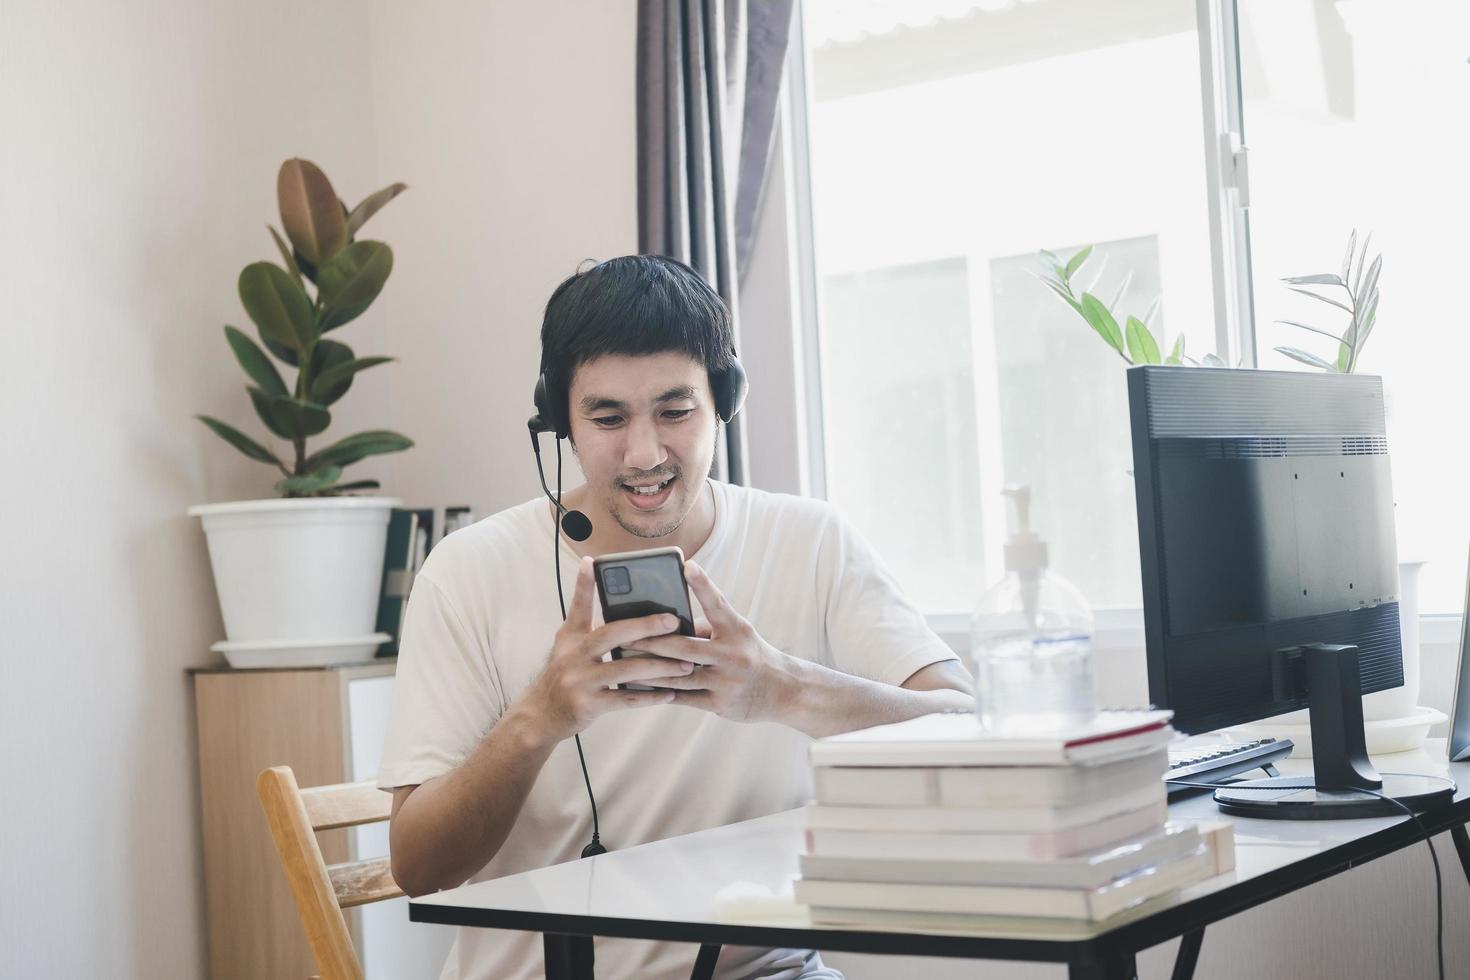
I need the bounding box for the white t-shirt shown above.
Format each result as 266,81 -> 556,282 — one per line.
378,479 -> 957,980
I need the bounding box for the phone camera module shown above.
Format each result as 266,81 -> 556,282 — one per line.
604,566 -> 632,595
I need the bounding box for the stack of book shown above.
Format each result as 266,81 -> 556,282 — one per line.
797,710 -> 1233,929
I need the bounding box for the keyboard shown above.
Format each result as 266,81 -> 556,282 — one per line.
1164,737 -> 1295,798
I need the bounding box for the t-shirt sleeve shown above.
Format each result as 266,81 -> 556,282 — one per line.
376,572 -> 504,792
816,509 -> 960,687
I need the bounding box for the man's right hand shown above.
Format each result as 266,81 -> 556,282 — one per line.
518,556 -> 694,744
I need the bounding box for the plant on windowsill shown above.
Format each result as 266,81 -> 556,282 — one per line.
188,158 -> 413,669
1273,230 -> 1381,373
1034,245 -> 1224,368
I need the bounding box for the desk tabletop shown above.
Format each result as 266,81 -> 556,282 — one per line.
410,743 -> 1470,961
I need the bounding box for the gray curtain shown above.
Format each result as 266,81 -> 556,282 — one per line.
637,0 -> 797,485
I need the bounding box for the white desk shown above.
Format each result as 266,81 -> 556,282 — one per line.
411,746 -> 1470,980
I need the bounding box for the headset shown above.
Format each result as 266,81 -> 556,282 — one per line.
526,291 -> 748,858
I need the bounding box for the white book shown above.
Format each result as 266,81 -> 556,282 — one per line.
796,849 -> 1213,923
805,780 -> 1166,835
804,799 -> 1167,862
812,750 -> 1168,809
799,823 -> 1204,890
810,710 -> 1174,769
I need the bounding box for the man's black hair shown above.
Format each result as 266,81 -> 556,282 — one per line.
539,254 -> 735,411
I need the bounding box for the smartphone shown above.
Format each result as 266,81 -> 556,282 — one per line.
593,546 -> 696,691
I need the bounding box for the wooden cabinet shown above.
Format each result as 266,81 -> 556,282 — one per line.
192,661 -> 453,980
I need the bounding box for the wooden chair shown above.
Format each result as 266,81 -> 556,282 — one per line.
257,765 -> 403,980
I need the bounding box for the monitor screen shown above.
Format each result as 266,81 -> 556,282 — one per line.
1127,366 -> 1402,734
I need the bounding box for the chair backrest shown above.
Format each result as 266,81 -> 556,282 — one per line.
257,765 -> 402,980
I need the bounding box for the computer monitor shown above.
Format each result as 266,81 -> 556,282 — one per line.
1127,365 -> 1454,818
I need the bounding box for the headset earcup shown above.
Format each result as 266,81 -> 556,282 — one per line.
712,357 -> 749,423
532,373 -> 569,439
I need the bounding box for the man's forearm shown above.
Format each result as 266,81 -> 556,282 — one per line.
389,702 -> 558,896
772,657 -> 972,739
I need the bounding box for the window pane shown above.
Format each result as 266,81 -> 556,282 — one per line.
805,0 -> 1214,613
1239,0 -> 1470,612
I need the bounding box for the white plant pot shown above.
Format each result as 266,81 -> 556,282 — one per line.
188,497 -> 399,666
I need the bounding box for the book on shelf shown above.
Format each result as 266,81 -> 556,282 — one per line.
809,709 -> 1174,769
813,749 -> 1168,809
803,798 -> 1167,862
798,822 -> 1204,890
796,847 -> 1213,922
805,780 -> 1166,835
374,504 -> 475,656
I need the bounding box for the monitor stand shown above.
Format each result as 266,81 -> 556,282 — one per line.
1214,643 -> 1456,819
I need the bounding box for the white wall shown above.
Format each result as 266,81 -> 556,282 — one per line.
0,1 -> 387,976
365,0 -> 639,516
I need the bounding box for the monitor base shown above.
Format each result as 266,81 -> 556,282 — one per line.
1214,773 -> 1456,819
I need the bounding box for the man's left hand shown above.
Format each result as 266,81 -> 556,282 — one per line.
629,560 -> 798,724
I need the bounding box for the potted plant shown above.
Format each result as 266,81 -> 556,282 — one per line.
189,158 -> 413,668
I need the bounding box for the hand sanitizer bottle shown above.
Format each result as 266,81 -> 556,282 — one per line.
971,486 -> 1097,733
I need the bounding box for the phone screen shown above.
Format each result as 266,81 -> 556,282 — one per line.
593,547 -> 696,691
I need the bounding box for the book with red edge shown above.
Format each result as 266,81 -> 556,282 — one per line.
809,709 -> 1175,769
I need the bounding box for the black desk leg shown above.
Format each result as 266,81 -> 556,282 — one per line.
1451,823 -> 1470,888
1170,929 -> 1205,980
543,933 -> 595,980
1069,950 -> 1138,980
688,943 -> 721,980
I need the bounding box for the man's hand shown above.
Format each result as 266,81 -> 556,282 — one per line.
629,560 -> 798,724
518,557 -> 696,745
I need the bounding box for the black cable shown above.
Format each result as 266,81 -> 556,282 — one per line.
1168,775 -> 1444,980
552,438 -> 605,857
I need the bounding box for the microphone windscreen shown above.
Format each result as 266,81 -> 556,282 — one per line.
562,510 -> 593,542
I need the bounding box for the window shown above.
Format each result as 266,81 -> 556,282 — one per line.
1239,0 -> 1470,612
800,0 -> 1214,613
796,0 -> 1470,615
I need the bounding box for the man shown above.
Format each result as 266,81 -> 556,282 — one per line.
379,255 -> 973,980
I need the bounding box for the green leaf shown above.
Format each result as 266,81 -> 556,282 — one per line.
1064,244 -> 1094,280
317,241 -> 393,331
1276,318 -> 1349,345
1354,232 -> 1374,295
1335,339 -> 1352,373
196,414 -> 282,466
248,388 -> 331,439
268,225 -> 303,287
1288,287 -> 1353,313
1275,346 -> 1337,371
1201,353 -> 1227,368
346,182 -> 407,237
275,466 -> 343,497
259,331 -> 299,367
1357,290 -> 1380,345
304,429 -> 413,470
1164,334 -> 1185,365
1042,280 -> 1083,315
224,325 -> 287,397
277,158 -> 348,266
1282,273 -> 1345,286
239,261 -> 314,352
1078,293 -> 1127,358
1125,316 -> 1162,364
1358,254 -> 1382,313
312,354 -> 393,405
307,340 -> 353,405
1340,230 -> 1356,283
